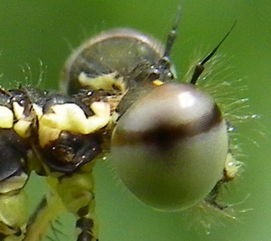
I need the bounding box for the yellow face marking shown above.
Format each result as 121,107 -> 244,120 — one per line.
78,72 -> 125,92
39,102 -> 111,147
0,106 -> 14,128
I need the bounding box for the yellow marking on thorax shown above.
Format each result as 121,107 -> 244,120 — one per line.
13,120 -> 32,138
32,104 -> 43,119
13,102 -> 32,138
0,106 -> 13,128
39,102 -> 111,147
13,102 -> 24,119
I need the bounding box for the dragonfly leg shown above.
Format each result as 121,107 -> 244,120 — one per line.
23,193 -> 64,241
47,166 -> 99,241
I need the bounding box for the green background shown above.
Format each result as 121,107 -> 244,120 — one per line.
0,0 -> 270,240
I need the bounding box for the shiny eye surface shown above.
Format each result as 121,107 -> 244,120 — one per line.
110,83 -> 228,211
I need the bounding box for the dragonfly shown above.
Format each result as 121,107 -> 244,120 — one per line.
0,6 -> 242,241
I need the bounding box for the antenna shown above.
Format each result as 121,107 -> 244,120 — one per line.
156,3 -> 182,80
163,4 -> 182,58
190,20 -> 237,85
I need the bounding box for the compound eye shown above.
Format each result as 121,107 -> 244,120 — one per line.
110,83 -> 228,211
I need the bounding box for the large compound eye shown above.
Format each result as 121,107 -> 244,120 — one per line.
110,83 -> 228,211
61,28 -> 164,95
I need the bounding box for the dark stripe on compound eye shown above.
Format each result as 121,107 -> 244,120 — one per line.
113,103 -> 222,149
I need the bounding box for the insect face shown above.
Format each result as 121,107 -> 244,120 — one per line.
0,3 -> 242,241
59,18 -> 237,213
